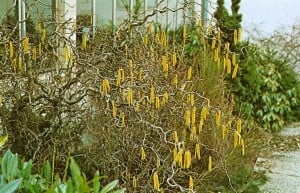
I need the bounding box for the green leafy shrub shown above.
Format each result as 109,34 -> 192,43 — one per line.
0,149 -> 125,193
231,42 -> 299,131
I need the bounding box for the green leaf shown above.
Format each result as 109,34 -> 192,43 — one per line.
70,158 -> 84,189
1,150 -> 19,180
93,171 -> 100,193
0,135 -> 8,147
43,160 -> 51,186
66,179 -> 74,193
21,160 -> 33,179
0,178 -> 22,193
100,180 -> 118,193
110,188 -> 126,193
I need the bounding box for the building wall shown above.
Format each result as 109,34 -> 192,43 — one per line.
0,0 -> 204,29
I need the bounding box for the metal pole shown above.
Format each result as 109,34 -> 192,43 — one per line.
92,0 -> 96,38
18,0 -> 26,40
175,0 -> 178,29
21,0 -> 26,37
201,0 -> 208,26
112,0 -> 116,32
144,0 -> 147,18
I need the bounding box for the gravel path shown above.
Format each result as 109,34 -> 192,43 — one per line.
255,124 -> 300,193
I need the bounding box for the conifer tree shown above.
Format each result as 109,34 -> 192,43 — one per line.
214,0 -> 242,51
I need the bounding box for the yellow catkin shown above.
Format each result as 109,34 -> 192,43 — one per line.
192,106 -> 196,125
223,57 -> 227,70
127,88 -> 133,106
195,143 -> 201,160
102,79 -> 110,95
64,46 -> 68,62
222,125 -> 226,140
153,171 -> 160,191
126,170 -> 131,179
226,57 -> 232,74
208,156 -> 212,171
22,37 -> 29,54
41,29 -> 46,43
150,86 -> 155,104
111,100 -> 117,118
162,55 -> 168,77
18,57 -> 23,72
237,119 -> 242,133
135,101 -> 140,111
177,149 -> 183,167
227,120 -> 232,130
200,107 -> 208,121
190,93 -> 195,106
184,150 -> 191,169
189,176 -> 193,191
233,29 -> 238,45
217,27 -> 221,40
143,34 -> 148,46
225,42 -> 230,52
147,23 -> 152,34
173,75 -> 178,88
125,44 -> 128,58
197,19 -> 202,29
241,138 -> 245,156
201,32 -> 205,46
198,119 -> 204,133
211,38 -> 216,49
116,68 -> 122,86
232,64 -> 238,79
217,57 -> 221,69
190,125 -> 196,140
161,30 -> 167,47
141,147 -> 146,161
155,32 -> 161,45
208,25 -> 213,35
172,52 -> 177,67
238,28 -> 242,41
37,22 -> 42,31
12,58 -> 17,72
216,110 -> 221,127
130,71 -> 134,85
155,96 -> 160,109
121,112 -> 125,126
186,94 -> 191,104
82,33 -> 87,49
9,41 -> 13,59
163,92 -> 168,104
132,176 -> 137,188
232,53 -> 237,66
138,69 -> 143,81
39,43 -> 42,55
173,147 -> 178,162
32,47 -> 36,61
185,109 -> 191,127
234,131 -> 239,148
128,59 -> 133,69
214,48 -> 219,62
187,66 -> 192,80
173,131 -> 179,144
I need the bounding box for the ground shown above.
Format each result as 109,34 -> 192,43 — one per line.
255,123 -> 300,193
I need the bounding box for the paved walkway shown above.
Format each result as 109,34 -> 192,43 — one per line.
255,124 -> 300,193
